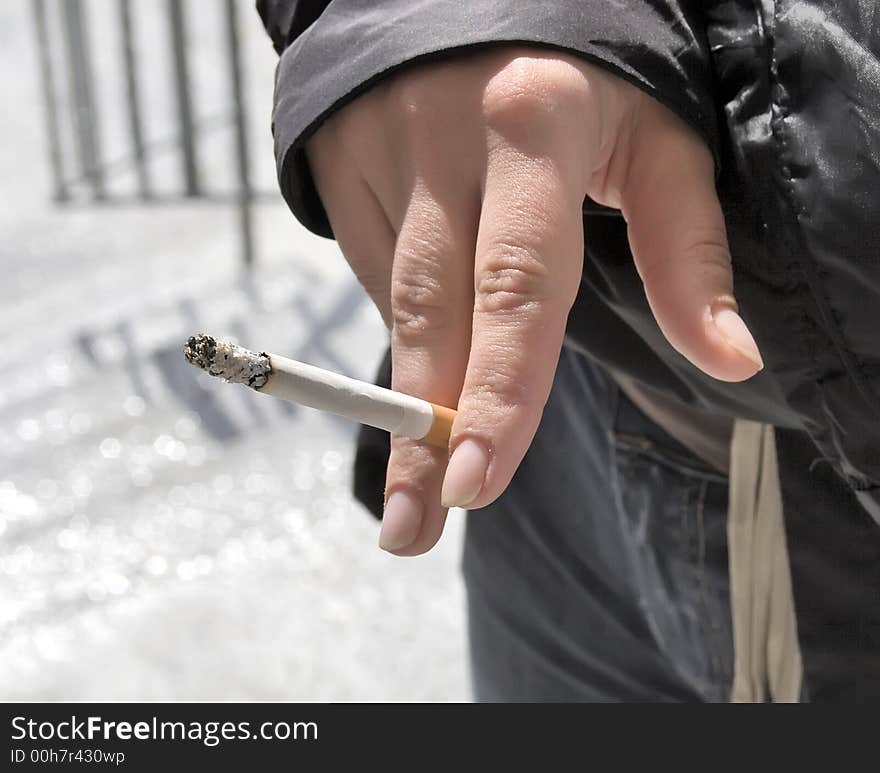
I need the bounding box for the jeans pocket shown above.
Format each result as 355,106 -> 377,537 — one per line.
610,385 -> 734,700
611,380 -> 729,484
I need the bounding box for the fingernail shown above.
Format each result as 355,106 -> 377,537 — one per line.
711,305 -> 764,370
379,490 -> 423,552
441,438 -> 489,509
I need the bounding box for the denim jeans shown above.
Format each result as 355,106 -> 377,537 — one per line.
463,345 -> 735,701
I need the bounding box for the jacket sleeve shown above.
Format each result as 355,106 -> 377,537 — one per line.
256,1 -> 718,239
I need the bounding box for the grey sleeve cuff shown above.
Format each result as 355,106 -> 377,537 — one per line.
269,0 -> 718,237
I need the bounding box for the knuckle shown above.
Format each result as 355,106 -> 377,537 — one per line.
467,360 -> 545,418
677,227 -> 733,282
680,222 -> 729,249
482,56 -> 590,130
390,271 -> 449,340
475,244 -> 553,315
638,225 -> 732,290
351,264 -> 390,305
681,229 -> 732,266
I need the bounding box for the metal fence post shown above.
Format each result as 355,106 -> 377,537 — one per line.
31,0 -> 68,202
167,0 -> 199,196
61,0 -> 105,200
118,0 -> 152,199
224,0 -> 255,268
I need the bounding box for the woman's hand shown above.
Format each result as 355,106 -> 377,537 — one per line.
305,47 -> 762,555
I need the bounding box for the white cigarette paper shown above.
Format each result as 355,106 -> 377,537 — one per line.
183,334 -> 456,447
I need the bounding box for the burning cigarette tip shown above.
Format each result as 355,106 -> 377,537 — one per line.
183,333 -> 272,389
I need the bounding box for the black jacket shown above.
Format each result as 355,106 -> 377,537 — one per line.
257,0 -> 880,700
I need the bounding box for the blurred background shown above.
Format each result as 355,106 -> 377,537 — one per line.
0,0 -> 467,700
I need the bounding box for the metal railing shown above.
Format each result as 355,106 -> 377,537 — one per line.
31,0 -> 264,267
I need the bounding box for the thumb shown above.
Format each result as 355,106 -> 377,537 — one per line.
621,111 -> 763,383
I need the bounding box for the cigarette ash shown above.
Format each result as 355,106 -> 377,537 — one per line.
183,334 -> 271,389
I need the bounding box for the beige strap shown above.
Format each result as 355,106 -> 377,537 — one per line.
727,419 -> 803,702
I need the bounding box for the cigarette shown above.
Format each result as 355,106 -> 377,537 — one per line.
182,334 -> 456,448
